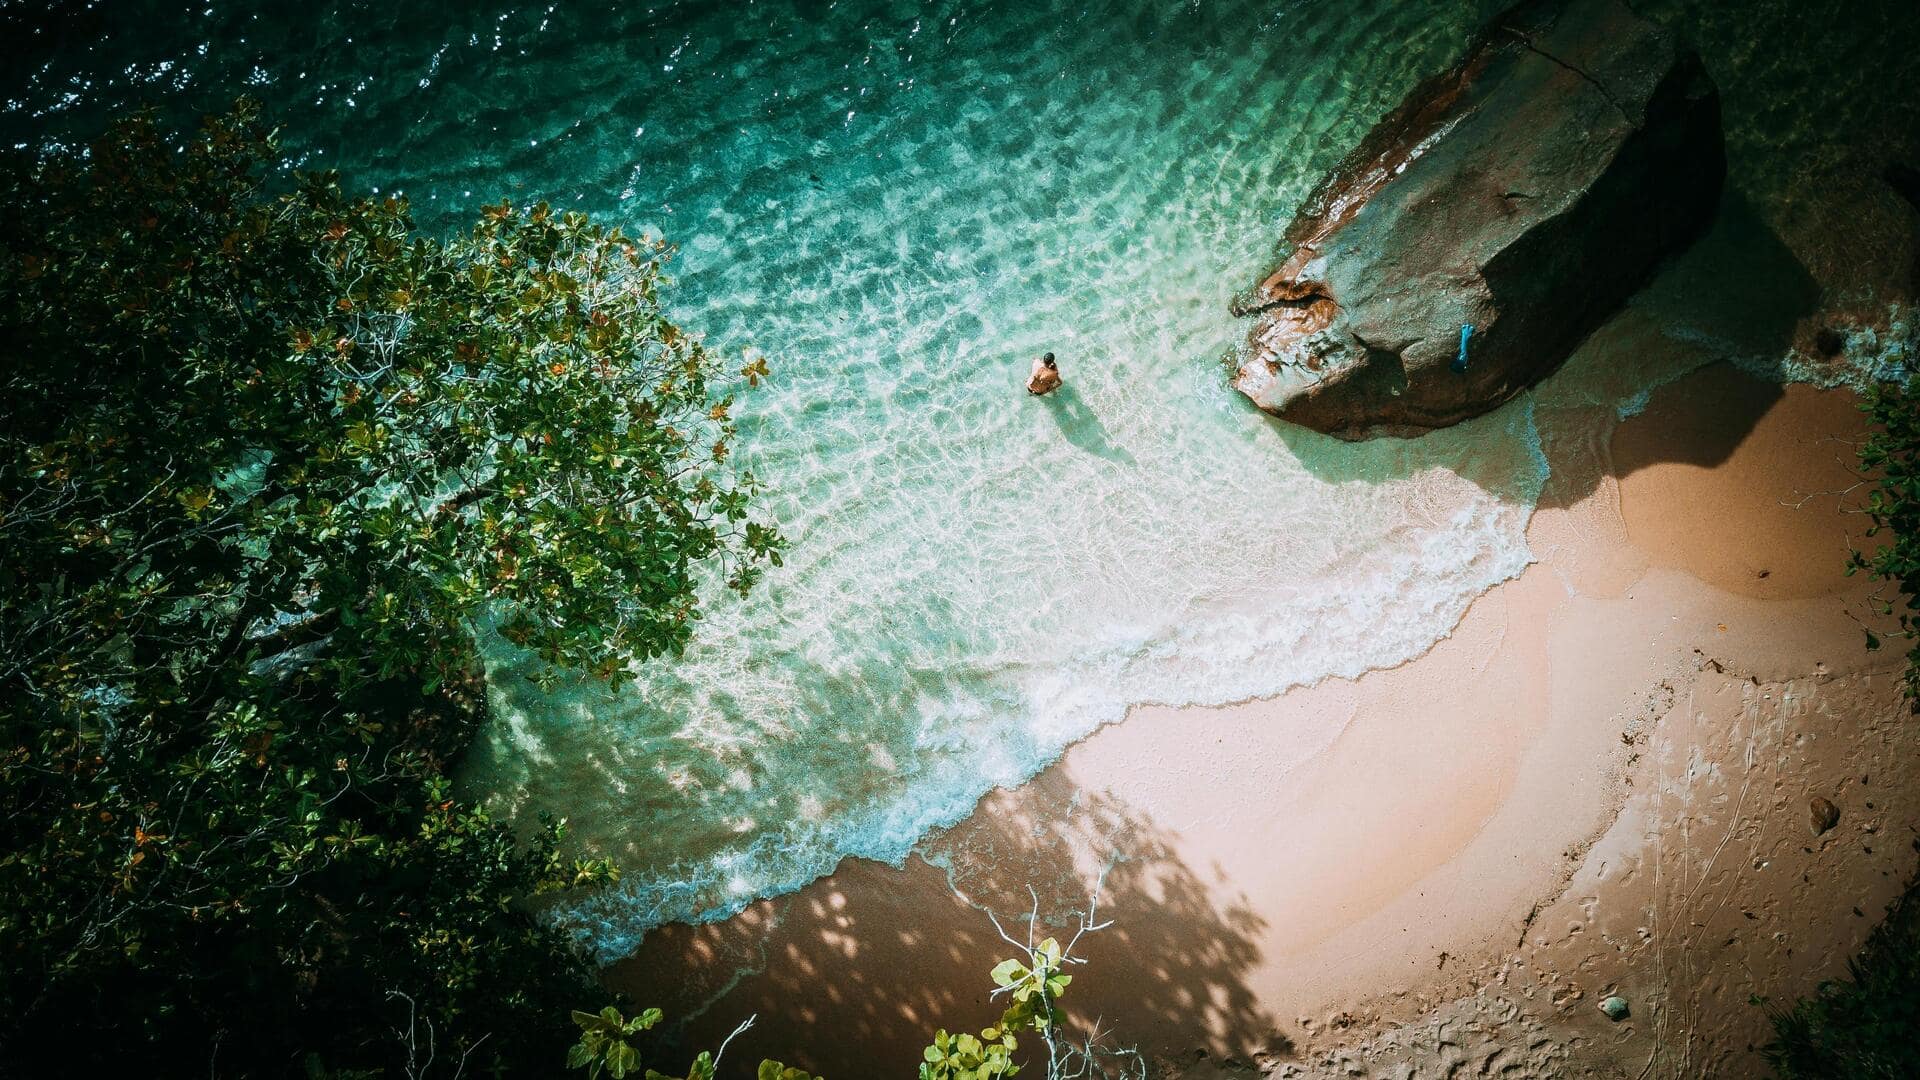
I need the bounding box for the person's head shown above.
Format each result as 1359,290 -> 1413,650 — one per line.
1042,352 -> 1056,368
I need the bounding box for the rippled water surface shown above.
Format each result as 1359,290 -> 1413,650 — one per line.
8,0 -> 1915,959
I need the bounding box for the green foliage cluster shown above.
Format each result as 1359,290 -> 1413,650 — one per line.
918,936 -> 1074,1080
921,1027 -> 1023,1080
1764,873 -> 1920,1078
565,926 -> 1109,1080
755,1063 -> 822,1080
567,1006 -> 665,1079
924,918 -> 1146,1080
990,936 -> 1074,1036
0,101 -> 780,1075
564,1007 -> 820,1080
1849,374 -> 1920,705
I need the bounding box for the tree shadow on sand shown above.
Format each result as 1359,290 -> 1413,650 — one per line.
601,768 -> 1288,1077
1245,188 -> 1821,510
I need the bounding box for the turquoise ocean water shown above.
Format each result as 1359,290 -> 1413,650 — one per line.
6,0 -> 1915,962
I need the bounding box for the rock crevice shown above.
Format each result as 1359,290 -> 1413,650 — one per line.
1500,25 -> 1630,121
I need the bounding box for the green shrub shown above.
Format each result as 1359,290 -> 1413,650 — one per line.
1765,877 -> 1920,1078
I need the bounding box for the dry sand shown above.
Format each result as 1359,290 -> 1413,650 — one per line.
605,363 -> 1917,1079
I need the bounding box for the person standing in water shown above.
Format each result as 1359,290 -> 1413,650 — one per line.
1026,352 -> 1062,396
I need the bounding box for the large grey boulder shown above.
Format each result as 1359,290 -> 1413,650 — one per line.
1231,0 -> 1724,439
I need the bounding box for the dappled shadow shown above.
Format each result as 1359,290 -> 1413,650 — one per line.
1252,188 -> 1820,512
602,767 -> 1287,1077
1044,384 -> 1138,466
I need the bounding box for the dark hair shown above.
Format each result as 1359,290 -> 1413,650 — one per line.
1042,352 -> 1056,367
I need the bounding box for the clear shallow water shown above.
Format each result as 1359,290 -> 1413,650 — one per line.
453,0 -> 1555,958
7,0 -> 1914,962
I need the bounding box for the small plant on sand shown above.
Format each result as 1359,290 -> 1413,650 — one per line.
571,890 -> 1141,1080
919,885 -> 1146,1080
567,1005 -> 663,1079
565,1006 -> 819,1080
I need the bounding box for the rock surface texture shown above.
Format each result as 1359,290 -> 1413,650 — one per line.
1232,0 -> 1724,438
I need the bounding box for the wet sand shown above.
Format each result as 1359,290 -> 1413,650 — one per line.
605,364 -> 1916,1079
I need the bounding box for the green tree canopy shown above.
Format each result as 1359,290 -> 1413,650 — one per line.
0,101 -> 781,1075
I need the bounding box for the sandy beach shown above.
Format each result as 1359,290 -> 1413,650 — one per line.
605,358 -> 1915,1078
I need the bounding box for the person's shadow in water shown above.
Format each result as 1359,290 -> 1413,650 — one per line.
1043,383 -> 1137,466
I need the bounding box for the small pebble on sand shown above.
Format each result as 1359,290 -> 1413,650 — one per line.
1810,795 -> 1841,835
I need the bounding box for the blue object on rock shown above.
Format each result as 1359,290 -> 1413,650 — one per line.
1452,323 -> 1474,373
